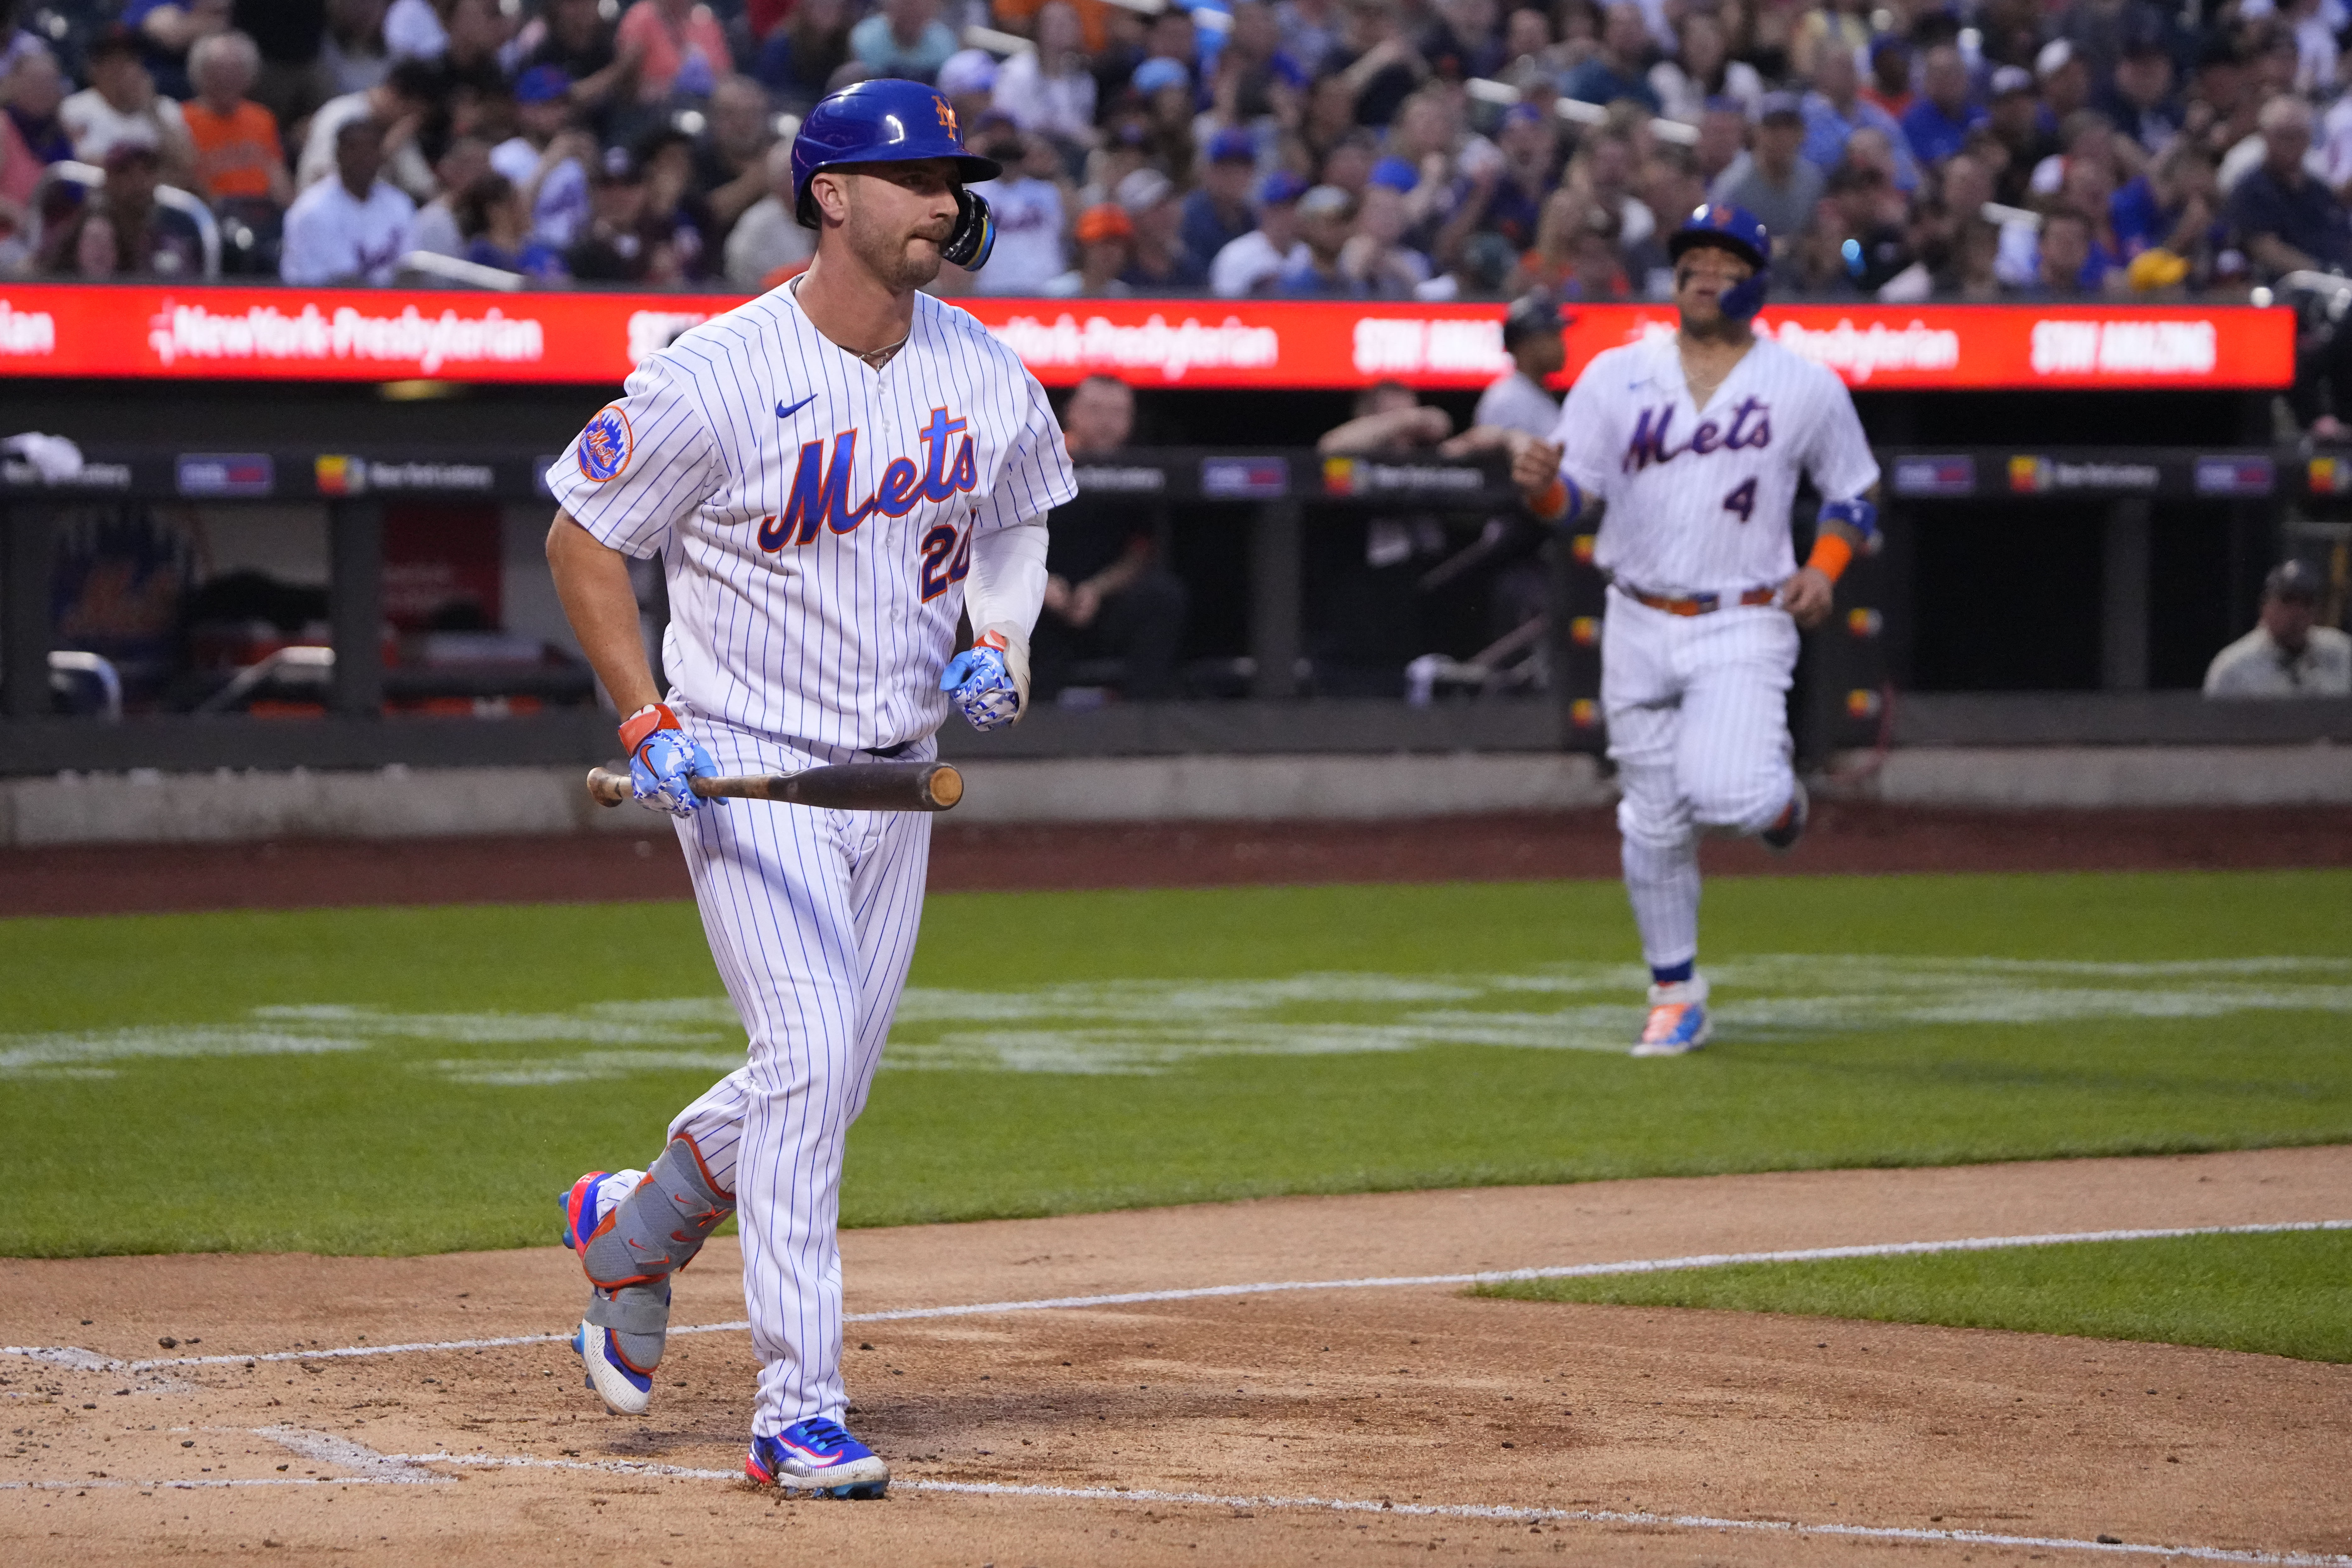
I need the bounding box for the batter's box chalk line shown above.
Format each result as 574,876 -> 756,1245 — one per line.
7,1217 -> 2342,1376
0,1428 -> 2344,1566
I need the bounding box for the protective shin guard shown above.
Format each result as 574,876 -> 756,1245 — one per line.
585,1280 -> 673,1376
579,1135 -> 736,1292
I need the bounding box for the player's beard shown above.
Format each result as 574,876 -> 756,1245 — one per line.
1677,292 -> 1751,345
844,191 -> 948,292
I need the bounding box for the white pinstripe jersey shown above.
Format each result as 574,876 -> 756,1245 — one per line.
548,282 -> 1077,751
1550,335 -> 1878,597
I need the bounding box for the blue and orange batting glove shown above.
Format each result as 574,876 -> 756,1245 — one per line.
620,703 -> 719,817
940,628 -> 1029,731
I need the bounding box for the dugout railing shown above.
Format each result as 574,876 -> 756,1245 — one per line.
2,444 -> 2349,777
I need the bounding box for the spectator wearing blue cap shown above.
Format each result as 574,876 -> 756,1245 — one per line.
1181,127 -> 1261,268
1560,4 -> 1660,115
1859,35 -> 1913,120
935,47 -> 998,124
1131,55 -> 1190,100
1900,42 -> 1985,170
1129,57 -> 1200,182
1348,161 -> 1432,294
1211,167 -> 1310,294
489,64 -> 595,248
516,0 -> 638,122
847,0 -> 957,85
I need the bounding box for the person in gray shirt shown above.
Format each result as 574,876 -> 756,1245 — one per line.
1708,93 -> 1820,275
1474,293 -> 1567,437
2204,560 -> 2352,698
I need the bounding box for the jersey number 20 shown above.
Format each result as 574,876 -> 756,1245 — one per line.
918,518 -> 976,602
1722,479 -> 1757,524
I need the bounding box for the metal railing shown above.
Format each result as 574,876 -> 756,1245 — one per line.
31,161 -> 222,279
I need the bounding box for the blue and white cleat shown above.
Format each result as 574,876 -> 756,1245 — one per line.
1632,977 -> 1711,1056
571,1318 -> 655,1415
746,1418 -> 890,1498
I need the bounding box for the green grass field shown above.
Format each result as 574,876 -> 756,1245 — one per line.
2,868 -> 2347,1264
1473,1228 -> 2352,1363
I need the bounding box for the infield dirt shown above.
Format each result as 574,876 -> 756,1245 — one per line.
5,1146 -> 2347,1567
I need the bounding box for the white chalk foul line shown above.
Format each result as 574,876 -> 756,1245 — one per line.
6,1218 -> 2346,1375
12,1438 -> 2345,1566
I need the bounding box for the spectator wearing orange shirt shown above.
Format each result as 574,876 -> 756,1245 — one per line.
616,0 -> 732,104
994,0 -> 1117,56
182,30 -> 290,209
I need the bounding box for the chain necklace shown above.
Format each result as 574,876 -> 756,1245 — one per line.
856,337 -> 908,371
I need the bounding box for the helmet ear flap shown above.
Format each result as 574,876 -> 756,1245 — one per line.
1717,264 -> 1769,321
941,186 -> 995,270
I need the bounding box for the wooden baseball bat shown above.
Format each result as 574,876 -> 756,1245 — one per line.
587,761 -> 963,812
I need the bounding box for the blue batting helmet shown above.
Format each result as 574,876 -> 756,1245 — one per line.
1667,203 -> 1772,320
791,78 -> 1002,267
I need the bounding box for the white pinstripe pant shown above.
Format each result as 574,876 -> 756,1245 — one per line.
1602,594 -> 1798,971
661,713 -> 933,1438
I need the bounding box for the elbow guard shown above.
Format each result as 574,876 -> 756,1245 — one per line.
1817,497 -> 1879,543
1806,498 -> 1879,584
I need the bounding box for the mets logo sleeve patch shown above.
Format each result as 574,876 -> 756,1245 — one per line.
546,356 -> 728,559
578,405 -> 633,482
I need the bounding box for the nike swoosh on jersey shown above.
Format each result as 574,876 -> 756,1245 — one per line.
776,394 -> 817,419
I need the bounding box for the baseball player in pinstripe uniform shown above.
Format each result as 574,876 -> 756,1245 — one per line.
542,79 -> 1074,1498
1512,204 -> 1880,1055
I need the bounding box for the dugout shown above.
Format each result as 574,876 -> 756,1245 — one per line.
3,290 -> 2350,783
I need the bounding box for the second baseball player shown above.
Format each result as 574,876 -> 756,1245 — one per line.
1515,203 -> 1881,1055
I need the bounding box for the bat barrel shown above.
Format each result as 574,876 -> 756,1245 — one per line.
585,761 -> 964,812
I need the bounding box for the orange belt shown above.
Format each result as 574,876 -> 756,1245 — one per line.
1617,582 -> 1778,617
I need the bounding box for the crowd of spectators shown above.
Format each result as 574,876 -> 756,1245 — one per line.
4,0 -> 2352,304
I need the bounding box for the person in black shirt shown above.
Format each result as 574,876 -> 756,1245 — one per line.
1034,376 -> 1189,703
523,0 -> 638,133
2228,94 -> 2352,277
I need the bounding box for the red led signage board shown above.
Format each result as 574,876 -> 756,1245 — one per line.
0,284 -> 2293,392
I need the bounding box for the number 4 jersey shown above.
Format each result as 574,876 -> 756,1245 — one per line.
1550,335 -> 1878,598
548,283 -> 1077,752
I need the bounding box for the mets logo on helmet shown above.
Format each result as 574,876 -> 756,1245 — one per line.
578,405 -> 632,482
935,96 -> 956,136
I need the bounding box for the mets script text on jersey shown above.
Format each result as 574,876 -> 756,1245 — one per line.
755,408 -> 981,551
1624,397 -> 1774,474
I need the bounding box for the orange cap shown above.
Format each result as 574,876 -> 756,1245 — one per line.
1075,204 -> 1134,244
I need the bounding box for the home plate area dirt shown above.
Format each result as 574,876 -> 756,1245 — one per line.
5,1148 -> 2349,1567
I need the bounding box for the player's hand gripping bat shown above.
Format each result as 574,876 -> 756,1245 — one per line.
586,761 -> 963,812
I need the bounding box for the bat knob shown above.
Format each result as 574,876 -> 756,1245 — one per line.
923,764 -> 964,811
